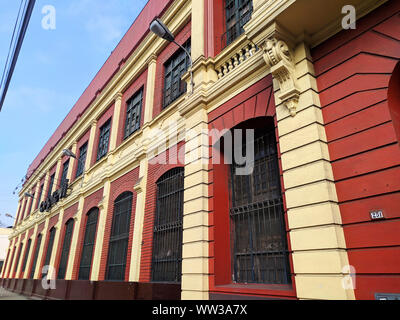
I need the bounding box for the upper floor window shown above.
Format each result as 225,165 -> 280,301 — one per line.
60,160 -> 69,186
47,174 -> 55,199
36,184 -> 44,210
223,0 -> 253,48
96,119 -> 111,161
76,142 -> 88,178
151,168 -> 184,283
163,39 -> 191,109
124,88 -> 143,139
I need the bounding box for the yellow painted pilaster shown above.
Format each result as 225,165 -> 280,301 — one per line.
31,183 -> 41,215
129,158 -> 148,282
65,196 -> 84,280
144,55 -> 157,124
90,180 -> 111,281
66,142 -> 78,181
180,105 -> 210,300
49,209 -> 64,279
109,93 -> 123,152
54,157 -> 63,190
191,0 -> 205,62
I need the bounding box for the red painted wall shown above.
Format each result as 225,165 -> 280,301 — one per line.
98,168 -> 139,281
207,75 -> 296,299
312,0 -> 400,300
139,143 -> 185,282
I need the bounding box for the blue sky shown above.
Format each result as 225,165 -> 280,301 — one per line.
0,0 -> 148,227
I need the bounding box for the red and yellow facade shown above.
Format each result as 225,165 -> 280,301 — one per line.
1,0 -> 399,300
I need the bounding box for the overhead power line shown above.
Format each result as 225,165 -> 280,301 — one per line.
0,0 -> 36,112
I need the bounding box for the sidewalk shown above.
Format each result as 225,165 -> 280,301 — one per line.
0,288 -> 30,300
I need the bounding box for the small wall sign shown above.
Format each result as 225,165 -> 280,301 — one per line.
370,210 -> 385,220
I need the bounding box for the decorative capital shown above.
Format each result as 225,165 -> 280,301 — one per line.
261,37 -> 300,116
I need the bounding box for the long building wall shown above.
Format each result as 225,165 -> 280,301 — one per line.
1,0 -> 399,300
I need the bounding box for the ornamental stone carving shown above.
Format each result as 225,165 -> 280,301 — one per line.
261,38 -> 300,116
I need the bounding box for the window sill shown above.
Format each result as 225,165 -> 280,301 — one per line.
212,283 -> 296,298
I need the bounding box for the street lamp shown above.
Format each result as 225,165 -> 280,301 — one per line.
150,18 -> 194,94
24,192 -> 34,199
62,149 -> 85,187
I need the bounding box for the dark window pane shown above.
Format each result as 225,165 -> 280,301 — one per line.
14,243 -> 23,275
124,88 -> 143,139
30,234 -> 42,279
151,168 -> 184,283
163,40 -> 191,109
47,174 -> 55,199
96,119 -> 111,161
78,208 -> 99,280
57,219 -> 75,280
36,184 -> 44,210
21,239 -> 32,273
76,142 -> 88,178
223,0 -> 253,48
42,227 -> 56,278
230,126 -> 291,285
105,192 -> 133,281
60,160 -> 70,187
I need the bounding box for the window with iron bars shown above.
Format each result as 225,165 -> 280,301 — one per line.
29,233 -> 42,279
78,208 -> 99,280
124,88 -> 143,139
163,40 -> 191,109
21,239 -> 32,274
47,174 -> 55,199
105,192 -> 132,281
57,219 -> 75,280
223,0 -> 253,48
229,126 -> 291,285
151,168 -> 184,283
76,142 -> 88,178
42,227 -> 56,278
36,184 -> 43,210
96,119 -> 111,161
60,160 -> 69,187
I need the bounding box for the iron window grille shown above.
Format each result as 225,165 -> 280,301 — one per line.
14,243 -> 23,274
163,39 -> 191,109
76,142 -> 88,178
222,0 -> 253,48
47,174 -> 55,199
78,208 -> 99,280
29,234 -> 42,279
21,239 -> 32,273
57,219 -> 75,280
36,184 -> 44,210
60,160 -> 69,187
96,119 -> 111,162
151,168 -> 184,283
229,127 -> 291,285
42,227 -> 56,278
105,192 -> 133,281
124,88 -> 143,139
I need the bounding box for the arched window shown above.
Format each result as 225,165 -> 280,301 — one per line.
57,219 -> 75,280
151,167 -> 184,283
43,227 -> 56,278
106,192 -> 133,281
21,239 -> 32,274
229,120 -> 291,284
30,233 -> 42,279
78,208 -> 99,280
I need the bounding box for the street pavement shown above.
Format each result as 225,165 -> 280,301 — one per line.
0,287 -> 30,300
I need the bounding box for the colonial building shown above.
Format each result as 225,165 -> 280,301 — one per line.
1,0 -> 399,300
